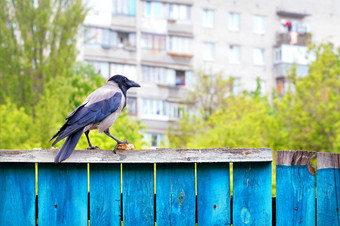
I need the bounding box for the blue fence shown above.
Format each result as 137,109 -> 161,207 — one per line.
0,148 -> 339,225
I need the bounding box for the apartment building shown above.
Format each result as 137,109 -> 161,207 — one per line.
80,0 -> 340,147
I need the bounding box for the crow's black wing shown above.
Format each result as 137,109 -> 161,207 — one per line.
51,92 -> 122,146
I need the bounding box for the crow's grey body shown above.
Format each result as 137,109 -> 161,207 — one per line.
83,81 -> 125,133
50,75 -> 140,163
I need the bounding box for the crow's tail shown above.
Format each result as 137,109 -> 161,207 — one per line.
54,129 -> 83,163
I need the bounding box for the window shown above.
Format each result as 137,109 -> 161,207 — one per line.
260,79 -> 266,95
144,132 -> 164,147
142,66 -> 173,85
175,70 -> 185,86
84,27 -> 136,49
253,48 -> 265,65
144,1 -> 163,18
142,99 -> 166,116
232,77 -> 241,95
112,0 -> 136,16
229,45 -> 240,64
142,66 -> 192,87
274,48 -> 282,63
87,61 -> 109,78
111,63 -> 137,81
141,33 -> 166,51
168,102 -> 182,118
253,15 -> 265,34
168,36 -> 192,55
102,29 -> 111,48
169,4 -> 191,21
141,99 -> 183,118
228,12 -> 240,31
203,42 -> 215,60
84,27 -> 103,46
126,97 -> 137,115
116,32 -> 136,48
202,9 -> 214,27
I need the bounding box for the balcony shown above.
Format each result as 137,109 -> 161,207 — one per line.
141,51 -> 192,66
274,63 -> 309,78
111,15 -> 137,30
276,32 -> 311,46
84,45 -> 136,63
167,20 -> 193,36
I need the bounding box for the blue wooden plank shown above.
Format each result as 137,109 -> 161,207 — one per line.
197,163 -> 231,225
122,163 -> 154,225
0,163 -> 35,226
276,165 -> 315,226
90,163 -> 121,225
156,163 -> 195,225
233,162 -> 272,225
38,163 -> 87,226
317,168 -> 340,225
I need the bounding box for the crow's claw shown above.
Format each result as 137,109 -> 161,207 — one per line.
86,146 -> 100,150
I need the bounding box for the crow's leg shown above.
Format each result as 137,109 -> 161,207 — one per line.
85,131 -> 99,150
104,129 -> 128,153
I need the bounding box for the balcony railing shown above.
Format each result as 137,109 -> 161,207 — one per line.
276,32 -> 311,46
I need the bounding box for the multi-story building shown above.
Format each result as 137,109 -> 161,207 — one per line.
80,0 -> 340,147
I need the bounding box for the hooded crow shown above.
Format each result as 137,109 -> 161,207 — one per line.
50,75 -> 140,163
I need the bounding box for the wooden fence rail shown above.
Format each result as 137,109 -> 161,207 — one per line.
0,148 -> 339,225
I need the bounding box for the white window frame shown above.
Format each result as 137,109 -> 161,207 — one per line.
203,42 -> 215,61
253,15 -> 265,34
229,45 -> 241,64
144,1 -> 163,18
253,48 -> 265,66
228,12 -> 240,31
202,9 -> 214,28
169,4 -> 191,22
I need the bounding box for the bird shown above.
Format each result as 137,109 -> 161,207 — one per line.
50,74 -> 140,163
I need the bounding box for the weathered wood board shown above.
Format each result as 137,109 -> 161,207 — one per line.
0,163 -> 35,226
276,151 -> 316,226
122,163 -> 154,225
156,163 -> 195,225
38,163 -> 88,225
233,162 -> 272,225
0,148 -> 272,163
90,164 -> 121,225
317,152 -> 340,225
197,163 -> 231,225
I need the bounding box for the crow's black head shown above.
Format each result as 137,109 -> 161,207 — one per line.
108,75 -> 140,96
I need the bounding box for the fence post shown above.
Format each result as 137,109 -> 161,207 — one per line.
197,163 -> 231,225
233,161 -> 272,225
38,163 -> 88,226
276,150 -> 316,226
122,163 -> 154,225
0,163 -> 36,225
90,164 -> 121,225
156,163 -> 195,225
317,152 -> 340,225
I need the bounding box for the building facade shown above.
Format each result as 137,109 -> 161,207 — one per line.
80,0 -> 340,147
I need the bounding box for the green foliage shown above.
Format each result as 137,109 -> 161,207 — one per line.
170,43 -> 340,153
0,1 -> 144,150
274,43 -> 340,152
185,69 -> 233,119
0,99 -> 36,149
0,0 -> 87,114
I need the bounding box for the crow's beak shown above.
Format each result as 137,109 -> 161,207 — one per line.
127,80 -> 141,88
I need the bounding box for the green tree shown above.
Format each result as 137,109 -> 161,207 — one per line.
0,0 -> 87,116
170,43 -> 340,153
275,43 -> 340,152
185,69 -> 233,119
